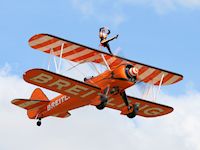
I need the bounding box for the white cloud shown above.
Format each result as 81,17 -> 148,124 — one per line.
0,64 -> 200,150
0,63 -> 11,76
70,0 -> 200,20
70,0 -> 126,27
71,0 -> 94,17
177,0 -> 200,8
118,0 -> 200,14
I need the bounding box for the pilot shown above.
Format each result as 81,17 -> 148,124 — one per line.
99,27 -> 118,54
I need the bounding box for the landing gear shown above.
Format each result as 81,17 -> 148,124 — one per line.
96,95 -> 108,110
96,87 -> 109,110
127,104 -> 139,119
36,118 -> 41,126
120,91 -> 139,119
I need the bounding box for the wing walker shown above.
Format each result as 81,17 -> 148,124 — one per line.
12,28 -> 183,126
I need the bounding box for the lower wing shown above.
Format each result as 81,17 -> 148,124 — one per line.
105,95 -> 173,117
23,68 -> 173,118
23,68 -> 101,107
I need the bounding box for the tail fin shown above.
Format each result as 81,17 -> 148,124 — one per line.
11,88 -> 49,119
30,88 -> 49,101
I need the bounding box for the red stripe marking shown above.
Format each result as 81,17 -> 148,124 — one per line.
31,38 -> 59,49
53,42 -> 73,51
93,54 -> 111,64
94,58 -> 105,63
110,58 -> 123,67
104,55 -> 112,60
129,68 -> 136,76
155,73 -> 174,85
172,77 -> 182,84
62,47 -> 87,58
44,42 -> 74,54
13,100 -> 25,105
29,34 -> 45,42
72,51 -> 97,62
93,58 -> 103,63
138,66 -> 149,76
44,49 -> 51,53
143,70 -> 161,82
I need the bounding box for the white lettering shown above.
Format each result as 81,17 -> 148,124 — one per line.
31,73 -> 98,99
144,108 -> 164,116
48,79 -> 71,90
81,90 -> 96,98
65,85 -> 88,95
47,95 -> 70,111
30,73 -> 52,84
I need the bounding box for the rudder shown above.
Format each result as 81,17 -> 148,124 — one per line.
30,88 -> 49,101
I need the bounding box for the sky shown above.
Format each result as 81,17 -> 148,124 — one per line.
0,0 -> 200,150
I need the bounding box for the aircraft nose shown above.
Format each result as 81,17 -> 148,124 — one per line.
128,67 -> 139,77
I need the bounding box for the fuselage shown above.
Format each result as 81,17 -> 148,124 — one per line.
85,64 -> 136,93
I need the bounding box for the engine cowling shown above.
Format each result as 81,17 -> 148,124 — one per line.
111,64 -> 138,82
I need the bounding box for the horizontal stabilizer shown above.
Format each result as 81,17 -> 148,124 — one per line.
11,99 -> 49,111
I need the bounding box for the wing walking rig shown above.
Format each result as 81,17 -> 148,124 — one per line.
11,33 -> 183,126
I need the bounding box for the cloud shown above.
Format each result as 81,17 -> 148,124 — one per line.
70,0 -> 200,20
177,0 -> 200,8
0,64 -> 200,150
118,0 -> 200,14
69,0 -> 126,27
71,0 -> 94,17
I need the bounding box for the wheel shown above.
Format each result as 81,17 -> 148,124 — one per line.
37,120 -> 41,126
126,104 -> 139,119
96,102 -> 106,110
96,94 -> 108,110
127,111 -> 136,118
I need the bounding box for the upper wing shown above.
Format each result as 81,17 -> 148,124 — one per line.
105,95 -> 173,117
29,33 -> 183,85
29,33 -> 105,64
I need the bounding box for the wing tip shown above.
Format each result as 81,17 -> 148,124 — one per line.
11,99 -> 21,105
28,33 -> 44,42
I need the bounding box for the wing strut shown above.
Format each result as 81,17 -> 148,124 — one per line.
142,73 -> 165,101
47,43 -> 65,73
120,91 -> 130,108
58,43 -> 64,72
99,45 -> 111,71
154,73 -> 165,100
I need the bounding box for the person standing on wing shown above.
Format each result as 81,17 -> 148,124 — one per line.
99,27 -> 118,55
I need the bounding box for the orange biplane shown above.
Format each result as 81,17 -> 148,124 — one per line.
11,33 -> 183,126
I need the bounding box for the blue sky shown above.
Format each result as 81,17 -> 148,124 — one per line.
1,1 -> 200,150
1,0 -> 200,95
